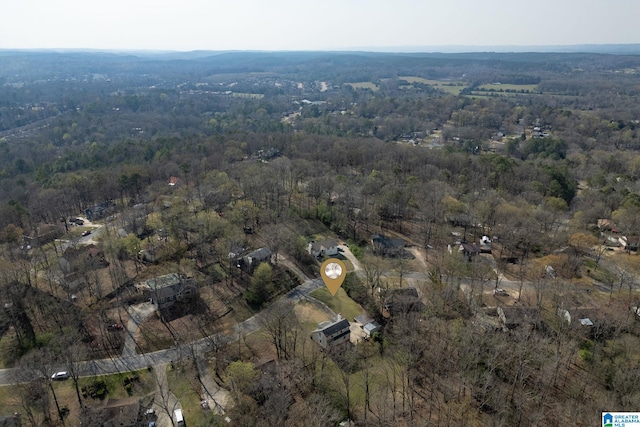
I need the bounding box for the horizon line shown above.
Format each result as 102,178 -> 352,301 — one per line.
1,43 -> 640,55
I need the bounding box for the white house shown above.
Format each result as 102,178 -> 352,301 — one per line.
311,315 -> 351,349
308,239 -> 339,258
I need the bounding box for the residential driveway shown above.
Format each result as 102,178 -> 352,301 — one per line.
279,254 -> 311,282
195,353 -> 229,415
350,322 -> 367,344
152,363 -> 181,427
122,301 -> 157,358
338,245 -> 362,273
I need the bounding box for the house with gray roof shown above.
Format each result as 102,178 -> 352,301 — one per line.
136,273 -> 197,309
308,239 -> 339,258
238,247 -> 272,271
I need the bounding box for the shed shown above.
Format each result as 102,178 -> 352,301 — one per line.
354,314 -> 381,338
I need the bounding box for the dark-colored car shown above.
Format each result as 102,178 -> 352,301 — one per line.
107,323 -> 124,331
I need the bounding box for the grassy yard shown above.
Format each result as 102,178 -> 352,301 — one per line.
310,287 -> 363,321
317,253 -> 354,273
0,369 -> 155,425
477,83 -> 538,92
399,76 -> 467,95
316,346 -> 396,419
78,369 -> 155,400
231,92 -> 264,99
345,82 -> 379,91
0,385 -> 21,419
166,363 -> 218,426
338,255 -> 355,272
295,299 -> 333,334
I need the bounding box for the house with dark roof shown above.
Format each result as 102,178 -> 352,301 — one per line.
371,233 -> 405,257
308,239 -> 339,258
59,244 -> 109,274
459,242 -> 481,261
497,307 -> 539,330
0,414 -> 20,427
136,273 -> 197,309
99,396 -> 146,427
383,287 -> 424,317
311,315 -> 351,350
22,224 -> 64,247
85,201 -> 113,221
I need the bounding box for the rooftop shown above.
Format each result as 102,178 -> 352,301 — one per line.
245,247 -> 272,259
372,233 -> 404,249
315,317 -> 350,336
142,273 -> 181,291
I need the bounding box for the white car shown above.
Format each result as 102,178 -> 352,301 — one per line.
51,371 -> 69,380
493,288 -> 509,297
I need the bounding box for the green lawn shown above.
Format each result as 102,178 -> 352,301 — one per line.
310,287 -> 362,321
477,83 -> 538,92
399,76 -> 467,95
337,255 -> 354,272
345,82 -> 379,91
166,364 -> 217,426
316,347 -> 394,418
0,386 -> 20,418
78,369 -> 155,399
231,92 -> 264,99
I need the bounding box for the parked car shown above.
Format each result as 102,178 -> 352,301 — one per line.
82,230 -> 91,236
51,371 -> 69,380
107,323 -> 124,331
174,409 -> 185,427
493,288 -> 509,297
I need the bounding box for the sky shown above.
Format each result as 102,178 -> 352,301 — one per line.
2,0 -> 639,52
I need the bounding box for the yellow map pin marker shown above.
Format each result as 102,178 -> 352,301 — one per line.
320,258 -> 346,296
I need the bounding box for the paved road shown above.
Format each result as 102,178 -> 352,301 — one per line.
0,276 -> 325,386
0,242 -> 541,394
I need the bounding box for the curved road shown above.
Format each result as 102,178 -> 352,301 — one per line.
0,241 -> 540,398
0,277 -> 324,386
0,245 -> 527,387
